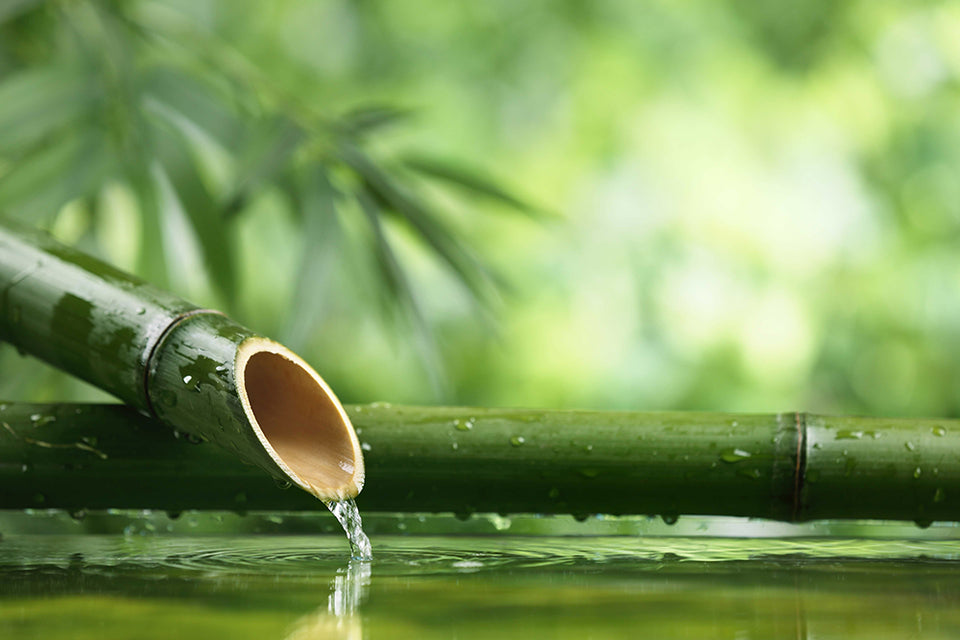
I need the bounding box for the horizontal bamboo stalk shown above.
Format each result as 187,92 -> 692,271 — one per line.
1,402 -> 958,523
0,223 -> 363,500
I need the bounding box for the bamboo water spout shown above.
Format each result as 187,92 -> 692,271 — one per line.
0,224 -> 363,501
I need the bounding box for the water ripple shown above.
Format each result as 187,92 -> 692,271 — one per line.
2,535 -> 960,581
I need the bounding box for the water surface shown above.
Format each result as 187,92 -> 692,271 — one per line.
2,533 -> 959,638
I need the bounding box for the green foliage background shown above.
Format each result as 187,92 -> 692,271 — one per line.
2,0 -> 959,419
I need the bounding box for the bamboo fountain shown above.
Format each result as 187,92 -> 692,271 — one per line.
1,223 -> 959,526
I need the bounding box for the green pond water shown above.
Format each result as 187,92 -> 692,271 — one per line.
2,519 -> 960,639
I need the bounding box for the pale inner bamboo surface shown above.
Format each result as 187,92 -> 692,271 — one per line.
237,340 -> 363,500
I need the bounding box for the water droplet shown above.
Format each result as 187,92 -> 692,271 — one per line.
731,421 -> 739,427
738,468 -> 762,480
453,418 -> 473,431
81,436 -> 98,447
915,518 -> 933,529
812,442 -> 823,449
510,436 -> 526,447
338,460 -> 354,474
572,513 -> 591,522
266,515 -> 284,524
182,374 -> 193,385
454,510 -> 474,521
660,513 -> 679,525
166,510 -> 182,520
835,430 -> 863,440
29,413 -> 55,427
583,444 -> 594,453
913,467 -> 923,479
932,426 -> 947,437
720,448 -> 751,463
136,307 -> 146,315
360,442 -> 372,452
905,441 -> 916,451
273,477 -> 292,490
69,509 -> 86,521
934,487 -> 945,503
451,442 -> 459,451
20,463 -> 30,473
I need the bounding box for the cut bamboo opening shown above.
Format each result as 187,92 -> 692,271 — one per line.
237,339 -> 364,500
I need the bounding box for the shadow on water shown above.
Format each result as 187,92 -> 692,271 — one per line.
1,534 -> 960,638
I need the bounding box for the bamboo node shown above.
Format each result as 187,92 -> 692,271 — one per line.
141,308 -> 225,417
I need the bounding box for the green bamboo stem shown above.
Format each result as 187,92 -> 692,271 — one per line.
2,402 -> 958,524
0,224 -> 363,501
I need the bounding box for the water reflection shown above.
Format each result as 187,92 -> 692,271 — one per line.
284,609 -> 361,640
328,559 -> 371,616
2,535 -> 959,638
284,558 -> 371,640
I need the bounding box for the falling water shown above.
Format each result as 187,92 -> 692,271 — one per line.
324,498 -> 372,561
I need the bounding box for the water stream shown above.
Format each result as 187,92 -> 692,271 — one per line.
324,498 -> 372,561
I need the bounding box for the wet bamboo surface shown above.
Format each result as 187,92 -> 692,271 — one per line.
1,402 -> 958,523
0,223 -> 362,499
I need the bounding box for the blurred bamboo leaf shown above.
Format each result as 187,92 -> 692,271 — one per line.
338,143 -> 495,305
0,131 -> 111,224
0,0 -> 532,392
0,67 -> 98,155
355,185 -> 447,394
403,152 -> 539,216
357,188 -> 417,314
142,67 -> 244,151
146,113 -> 237,306
223,117 -> 305,217
128,166 -> 168,289
0,0 -> 43,25
337,105 -> 414,137
282,167 -> 343,350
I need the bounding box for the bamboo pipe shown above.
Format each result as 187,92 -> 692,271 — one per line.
2,403 -> 959,524
0,224 -> 363,501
